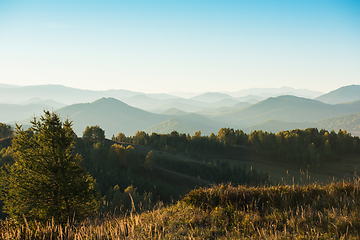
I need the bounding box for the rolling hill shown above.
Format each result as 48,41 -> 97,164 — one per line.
146,118 -> 215,135
11,97 -> 223,137
210,95 -> 360,128
316,85 -> 360,104
240,112 -> 360,136
55,97 -> 168,137
190,92 -> 234,102
195,102 -> 252,117
147,113 -> 223,135
316,112 -> 360,136
161,108 -> 188,115
243,119 -> 316,134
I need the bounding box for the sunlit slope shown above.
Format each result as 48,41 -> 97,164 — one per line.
211,95 -> 360,128
316,85 -> 360,104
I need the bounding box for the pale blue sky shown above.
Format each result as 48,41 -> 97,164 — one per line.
0,0 -> 359,93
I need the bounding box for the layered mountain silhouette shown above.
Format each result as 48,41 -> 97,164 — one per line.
55,98 -> 221,137
0,85 -> 141,105
209,95 -> 360,128
2,84 -> 360,137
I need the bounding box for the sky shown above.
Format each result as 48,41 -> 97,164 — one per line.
0,0 -> 359,93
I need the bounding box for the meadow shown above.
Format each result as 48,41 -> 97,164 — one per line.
1,176 -> 359,239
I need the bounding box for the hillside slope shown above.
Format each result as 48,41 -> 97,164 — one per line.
316,112 -> 360,136
211,95 -> 360,128
316,85 -> 360,104
54,98 -> 224,137
146,113 -> 223,135
57,97 -> 168,136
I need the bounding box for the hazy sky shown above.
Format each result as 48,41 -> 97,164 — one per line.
0,0 -> 359,93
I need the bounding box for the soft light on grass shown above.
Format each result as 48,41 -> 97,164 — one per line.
1,177 -> 360,239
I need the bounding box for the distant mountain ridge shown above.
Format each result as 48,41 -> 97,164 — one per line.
210,95 -> 360,128
225,86 -> 324,99
53,98 -> 221,137
2,84 -> 360,137
161,108 -> 187,116
316,85 -> 360,104
0,84 -> 142,105
242,112 -> 360,137
190,92 -> 234,102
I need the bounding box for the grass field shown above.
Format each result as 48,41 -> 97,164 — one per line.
1,178 -> 360,239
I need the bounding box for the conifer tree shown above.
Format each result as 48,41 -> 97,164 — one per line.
0,111 -> 99,223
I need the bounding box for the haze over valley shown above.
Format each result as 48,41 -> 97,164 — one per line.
1,84 -> 360,137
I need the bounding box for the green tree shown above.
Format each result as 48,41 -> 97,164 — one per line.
83,125 -> 105,144
218,128 -> 236,145
133,131 -> 148,145
0,123 -> 14,139
144,151 -> 156,171
115,132 -> 127,142
0,111 -> 99,223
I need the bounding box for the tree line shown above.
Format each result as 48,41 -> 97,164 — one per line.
114,127 -> 360,166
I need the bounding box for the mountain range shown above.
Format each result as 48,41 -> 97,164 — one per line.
2,84 -> 360,137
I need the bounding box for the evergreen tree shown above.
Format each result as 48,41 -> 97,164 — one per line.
0,111 -> 99,223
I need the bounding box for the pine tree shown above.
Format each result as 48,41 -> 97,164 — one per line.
0,111 -> 99,223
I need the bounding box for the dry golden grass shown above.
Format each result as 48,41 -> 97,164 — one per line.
1,177 -> 360,239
